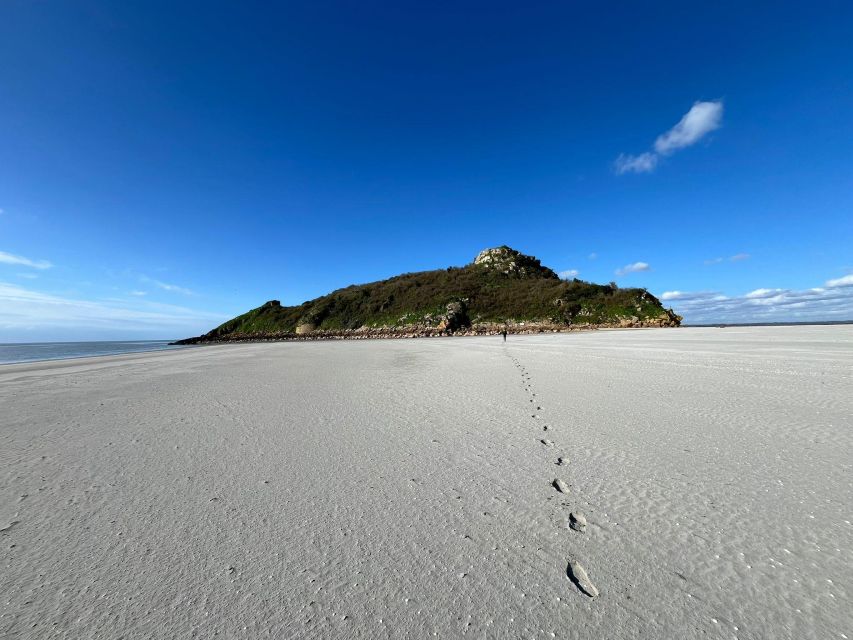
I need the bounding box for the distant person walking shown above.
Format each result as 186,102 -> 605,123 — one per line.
501,329 -> 507,342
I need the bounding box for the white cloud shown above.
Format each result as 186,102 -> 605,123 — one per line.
661,291 -> 727,302
559,269 -> 580,279
615,100 -> 723,174
130,290 -> 148,296
0,282 -> 226,338
654,101 -> 724,155
616,261 -> 650,276
659,281 -> 853,324
17,273 -> 38,280
614,152 -> 658,175
745,288 -> 783,299
826,274 -> 853,288
140,275 -> 195,296
0,250 -> 52,270
588,253 -> 598,260
705,253 -> 750,265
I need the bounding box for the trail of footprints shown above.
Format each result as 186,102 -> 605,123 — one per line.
507,353 -> 598,599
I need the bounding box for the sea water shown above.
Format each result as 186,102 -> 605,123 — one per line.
0,340 -> 188,365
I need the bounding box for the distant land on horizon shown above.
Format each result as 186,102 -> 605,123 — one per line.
683,320 -> 853,327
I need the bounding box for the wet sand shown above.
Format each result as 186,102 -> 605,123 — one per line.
1,326 -> 851,638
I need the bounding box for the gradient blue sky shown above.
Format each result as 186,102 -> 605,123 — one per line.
1,1 -> 852,341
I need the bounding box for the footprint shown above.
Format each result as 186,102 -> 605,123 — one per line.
567,560 -> 598,597
0,520 -> 20,534
553,478 -> 570,494
569,512 -> 587,531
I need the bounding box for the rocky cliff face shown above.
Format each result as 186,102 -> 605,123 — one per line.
473,246 -> 558,279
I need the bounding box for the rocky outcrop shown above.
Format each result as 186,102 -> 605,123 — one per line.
611,308 -> 682,329
473,246 -> 558,279
295,322 -> 316,334
437,299 -> 471,333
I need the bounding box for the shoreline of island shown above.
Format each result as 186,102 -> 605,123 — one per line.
171,316 -> 680,345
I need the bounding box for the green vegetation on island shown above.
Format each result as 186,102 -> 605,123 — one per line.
175,246 -> 681,343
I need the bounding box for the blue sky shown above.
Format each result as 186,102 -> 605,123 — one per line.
1,1 -> 852,341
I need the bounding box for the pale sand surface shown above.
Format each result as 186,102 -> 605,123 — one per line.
1,326 -> 851,639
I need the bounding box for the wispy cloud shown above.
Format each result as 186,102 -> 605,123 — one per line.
744,288 -> 784,299
140,275 -> 195,296
614,152 -> 657,175
826,274 -> 853,288
653,101 -> 724,155
17,273 -> 39,280
615,100 -> 723,174
588,253 -> 598,260
0,250 -> 52,270
0,282 -> 225,337
616,261 -> 650,276
705,253 -> 751,265
661,290 -> 725,302
130,290 -> 148,296
559,269 -> 580,279
660,277 -> 853,323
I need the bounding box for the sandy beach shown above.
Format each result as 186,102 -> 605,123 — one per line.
1,326 -> 851,639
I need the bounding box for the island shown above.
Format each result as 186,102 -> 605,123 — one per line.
174,246 -> 681,344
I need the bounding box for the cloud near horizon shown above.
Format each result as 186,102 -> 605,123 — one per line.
0,281 -> 226,339
559,269 -> 580,279
616,261 -> 650,276
615,100 -> 723,174
825,274 -> 853,287
660,273 -> 853,323
0,250 -> 53,270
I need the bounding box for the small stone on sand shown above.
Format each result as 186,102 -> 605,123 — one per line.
540,439 -> 554,446
553,478 -> 570,494
569,512 -> 587,531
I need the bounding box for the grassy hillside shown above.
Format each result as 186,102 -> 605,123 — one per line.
182,247 -> 680,341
